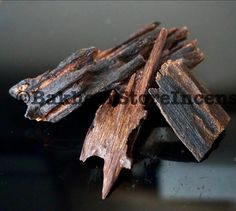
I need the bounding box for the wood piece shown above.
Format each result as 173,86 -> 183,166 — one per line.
8,21 -> 227,200
80,28 -> 168,199
149,60 -> 230,161
114,27 -> 194,96
9,23 -> 190,123
9,23 -> 164,122
161,39 -> 204,69
79,40 -> 204,199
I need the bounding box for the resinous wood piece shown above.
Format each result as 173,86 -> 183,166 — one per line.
80,29 -> 168,199
9,22 -> 162,122
80,31 -> 205,199
9,23 -> 191,123
149,60 -> 230,161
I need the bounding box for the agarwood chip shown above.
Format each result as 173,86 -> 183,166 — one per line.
9,23 -> 162,122
149,60 -> 230,161
80,28 -> 168,199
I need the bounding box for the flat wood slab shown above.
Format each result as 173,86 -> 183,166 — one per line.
149,60 -> 230,161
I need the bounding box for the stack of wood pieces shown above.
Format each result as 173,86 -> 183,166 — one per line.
9,22 -> 230,199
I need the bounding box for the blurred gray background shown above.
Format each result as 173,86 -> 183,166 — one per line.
0,1 -> 236,94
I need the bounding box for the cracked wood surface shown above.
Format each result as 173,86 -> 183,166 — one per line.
9,22 -> 161,122
79,34 -> 204,199
9,21 -> 227,200
149,60 -> 230,161
80,29 -> 168,199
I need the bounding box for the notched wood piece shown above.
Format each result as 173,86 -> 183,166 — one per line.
80,28 -> 168,199
149,60 -> 230,161
80,73 -> 146,199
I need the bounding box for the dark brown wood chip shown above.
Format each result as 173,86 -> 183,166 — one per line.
149,60 -> 230,161
8,21 -> 230,200
9,23 -> 162,122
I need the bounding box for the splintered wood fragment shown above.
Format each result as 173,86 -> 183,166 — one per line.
80,28 -> 168,199
9,24 -> 189,123
114,27 -> 193,95
161,39 -> 204,69
149,60 -> 230,161
9,23 -> 162,123
80,29 -> 204,199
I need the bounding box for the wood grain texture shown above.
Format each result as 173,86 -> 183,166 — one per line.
9,23 -> 161,122
9,21 -> 227,200
9,23 -> 192,123
149,60 -> 230,161
79,28 -> 205,199
80,28 -> 168,199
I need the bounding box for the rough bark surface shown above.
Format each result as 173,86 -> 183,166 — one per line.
9,23 -> 161,122
80,29 -> 168,199
8,21 -> 230,200
149,60 -> 230,161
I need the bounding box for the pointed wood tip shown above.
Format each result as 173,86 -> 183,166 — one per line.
102,180 -> 112,199
102,163 -> 122,200
101,155 -> 132,199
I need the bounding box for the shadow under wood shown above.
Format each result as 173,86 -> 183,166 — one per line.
132,102 -> 169,161
131,103 -> 195,163
132,101 -> 227,163
200,131 -> 226,161
137,126 -> 226,163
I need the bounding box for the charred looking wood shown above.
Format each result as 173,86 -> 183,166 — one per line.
79,31 -> 204,198
9,22 -> 162,122
9,23 -> 190,123
8,21 -> 230,200
80,28 -> 168,199
149,60 -> 230,161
